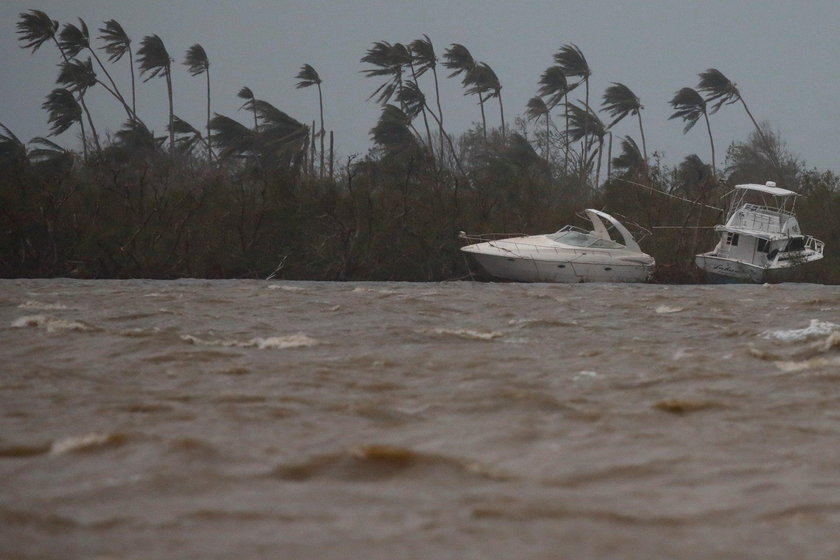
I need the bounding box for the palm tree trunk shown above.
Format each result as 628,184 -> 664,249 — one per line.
703,111 -> 716,176
128,49 -> 136,117
738,97 -> 778,170
544,113 -> 550,162
497,92 -> 505,141
563,93 -> 569,175
78,92 -> 101,154
607,132 -> 612,180
165,68 -> 174,154
636,111 -> 647,162
478,95 -> 487,141
317,82 -> 325,178
432,66 -> 445,164
205,67 -> 214,160
78,114 -> 88,160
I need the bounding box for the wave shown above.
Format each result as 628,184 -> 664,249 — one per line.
415,327 -> 503,341
761,319 -> 840,343
18,300 -> 71,310
181,333 -> 320,349
50,432 -> 128,455
272,444 -> 513,483
11,314 -> 96,332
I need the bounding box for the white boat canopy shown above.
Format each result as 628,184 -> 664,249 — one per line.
735,182 -> 798,197
585,209 -> 642,252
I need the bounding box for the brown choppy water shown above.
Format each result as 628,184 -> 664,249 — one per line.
2,279 -> 840,559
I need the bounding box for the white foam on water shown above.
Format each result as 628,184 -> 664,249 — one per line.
761,319 -> 840,343
774,356 -> 840,373
50,433 -> 118,455
18,300 -> 70,310
655,305 -> 683,314
417,327 -> 503,341
181,333 -> 320,349
267,284 -> 306,292
574,370 -> 599,380
11,314 -> 95,332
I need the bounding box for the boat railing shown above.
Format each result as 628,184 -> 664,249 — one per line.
804,235 -> 825,256
729,204 -> 792,233
458,231 -> 527,243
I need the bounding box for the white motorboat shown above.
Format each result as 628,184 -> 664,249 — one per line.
695,181 -> 825,283
460,209 -> 655,283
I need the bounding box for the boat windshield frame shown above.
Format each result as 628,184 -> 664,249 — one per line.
547,226 -> 625,249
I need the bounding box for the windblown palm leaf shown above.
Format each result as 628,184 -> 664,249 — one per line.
397,80 -> 426,119
209,114 -> 256,159
697,68 -> 739,113
668,87 -> 706,133
566,103 -> 606,142
611,136 -> 644,173
0,122 -> 28,165
184,44 -> 209,76
295,64 -> 321,88
42,88 -> 83,136
408,35 -> 436,77
601,82 -> 641,127
442,43 -> 475,78
525,96 -> 549,123
112,119 -> 162,153
238,86 -> 259,130
169,115 -> 205,154
538,66 -> 573,108
370,104 -> 414,150
361,41 -> 411,105
58,19 -> 90,58
98,19 -> 130,62
137,34 -> 171,81
27,136 -> 73,169
553,44 -> 590,80
16,9 -> 59,53
465,62 -> 500,99
57,58 -> 98,92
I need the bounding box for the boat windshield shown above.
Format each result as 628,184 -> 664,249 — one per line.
547,227 -> 624,249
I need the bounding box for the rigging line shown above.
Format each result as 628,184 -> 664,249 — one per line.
615,178 -> 724,212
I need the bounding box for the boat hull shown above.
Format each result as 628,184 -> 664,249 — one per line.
464,250 -> 653,283
695,252 -> 821,284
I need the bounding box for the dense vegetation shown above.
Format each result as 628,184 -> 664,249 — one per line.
2,10 -> 839,282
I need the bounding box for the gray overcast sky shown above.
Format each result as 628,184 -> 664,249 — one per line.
2,0 -> 838,175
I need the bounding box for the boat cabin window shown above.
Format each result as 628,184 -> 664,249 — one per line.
784,237 -> 805,252
726,232 -> 739,247
757,239 -> 769,253
548,228 -> 624,249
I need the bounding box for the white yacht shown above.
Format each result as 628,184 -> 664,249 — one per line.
460,209 -> 655,283
695,181 -> 824,283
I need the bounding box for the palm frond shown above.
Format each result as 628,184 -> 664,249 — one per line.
27,136 -> 74,168
465,62 -> 500,97
184,44 -> 209,76
408,35 -> 436,76
58,19 -> 90,58
612,135 -> 644,172
209,114 -> 256,159
98,19 -> 130,62
57,58 -> 98,92
16,9 -> 59,52
566,103 -> 606,142
112,119 -> 161,153
553,44 -> 590,79
397,80 -> 426,119
0,122 -> 28,164
537,66 -> 575,108
42,88 -> 82,136
697,68 -> 739,113
525,96 -> 549,122
137,34 -> 171,81
668,87 -> 706,133
295,63 -> 321,88
442,43 -> 475,78
370,104 -> 414,150
601,82 -> 641,126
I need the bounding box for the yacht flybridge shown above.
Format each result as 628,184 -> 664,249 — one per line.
460,209 -> 655,283
695,181 -> 824,283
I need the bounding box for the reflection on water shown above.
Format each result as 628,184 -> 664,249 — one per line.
2,279 -> 840,559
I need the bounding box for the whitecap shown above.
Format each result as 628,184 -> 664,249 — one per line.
417,327 -> 503,341
51,432 -> 123,455
774,356 -> 840,373
18,301 -> 70,310
574,370 -> 599,380
655,305 -> 683,314
11,314 -> 95,332
761,319 -> 840,343
267,284 -> 306,292
181,332 -> 320,349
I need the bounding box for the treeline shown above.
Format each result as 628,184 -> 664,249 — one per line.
2,10 -> 839,282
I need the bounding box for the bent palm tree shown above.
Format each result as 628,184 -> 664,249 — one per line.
697,68 -> 772,157
554,44 -> 591,154
295,63 -> 325,176
42,88 -> 83,142
99,19 -> 136,115
60,18 -> 134,122
184,44 -> 213,159
669,87 -> 715,173
371,104 -> 415,154
137,34 -> 174,154
409,35 -> 446,156
611,136 -> 646,178
567,103 -> 607,187
525,96 -> 551,160
601,82 -> 646,161
237,87 -> 259,130
467,62 -> 504,140
443,44 -> 491,138
538,66 -> 575,172
16,9 -> 59,53
361,41 -> 411,106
